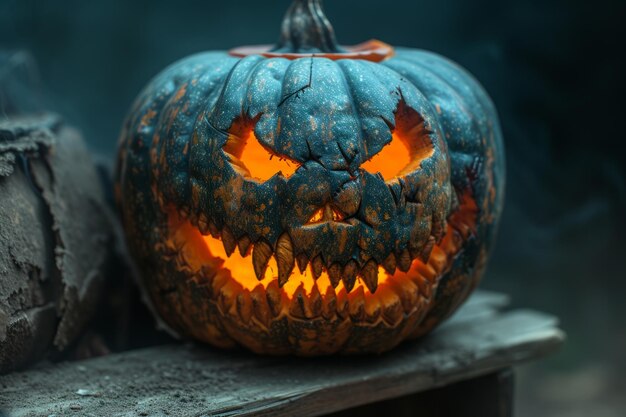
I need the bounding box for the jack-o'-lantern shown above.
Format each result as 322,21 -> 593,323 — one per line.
116,0 -> 505,354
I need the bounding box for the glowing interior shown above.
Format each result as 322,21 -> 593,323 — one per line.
361,131 -> 412,179
223,118 -> 299,182
200,232 -> 376,296
308,208 -> 325,223
166,189 -> 478,322
307,205 -> 345,224
361,102 -> 433,181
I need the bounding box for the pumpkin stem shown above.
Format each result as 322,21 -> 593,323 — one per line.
273,0 -> 345,54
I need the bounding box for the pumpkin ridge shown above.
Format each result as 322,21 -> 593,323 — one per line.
386,52 -> 504,235
404,49 -> 497,121
150,54 -> 238,210
209,55 -> 265,134
386,54 -> 484,138
334,59 -> 365,159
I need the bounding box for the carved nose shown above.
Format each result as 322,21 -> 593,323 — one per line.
306,204 -> 346,224
300,165 -> 361,224
332,179 -> 361,218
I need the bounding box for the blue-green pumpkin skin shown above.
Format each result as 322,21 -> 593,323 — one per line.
116,48 -> 504,355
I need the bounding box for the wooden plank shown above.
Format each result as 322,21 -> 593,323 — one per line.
327,369 -> 515,417
0,291 -> 564,417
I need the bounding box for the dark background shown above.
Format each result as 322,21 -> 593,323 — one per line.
1,0 -> 625,415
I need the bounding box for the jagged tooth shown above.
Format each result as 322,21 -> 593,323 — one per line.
200,264 -> 218,296
217,280 -> 237,314
252,241 -> 273,281
321,286 -> 337,320
289,283 -> 322,319
342,260 -> 358,293
250,285 -> 271,327
238,235 -> 251,257
211,270 -> 229,294
276,234 -> 295,287
422,278 -> 434,300
236,292 -> 253,324
408,245 -> 421,261
311,256 -> 323,279
390,278 -> 419,313
379,287 -> 403,326
429,246 -> 448,274
197,214 -> 210,235
414,274 -> 433,299
419,236 -> 436,263
265,280 -> 282,317
309,284 -> 322,317
289,283 -> 308,319
296,253 -> 309,274
361,260 -> 379,293
398,248 -> 412,272
416,262 -> 437,282
348,287 -> 366,321
358,251 -> 371,265
364,294 -> 382,323
382,253 -> 397,275
208,220 -> 220,238
328,263 -> 342,288
336,291 -> 349,319
221,226 -> 237,256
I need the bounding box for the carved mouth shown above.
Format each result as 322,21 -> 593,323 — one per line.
162,191 -> 477,326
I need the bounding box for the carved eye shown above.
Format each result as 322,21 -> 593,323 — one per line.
361,104 -> 433,181
223,118 -> 300,182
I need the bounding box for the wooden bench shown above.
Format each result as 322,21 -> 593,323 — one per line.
0,291 -> 564,417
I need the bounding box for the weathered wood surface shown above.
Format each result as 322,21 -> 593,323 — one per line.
0,291 -> 564,417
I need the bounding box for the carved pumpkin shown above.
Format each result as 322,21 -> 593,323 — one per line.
116,0 -> 505,354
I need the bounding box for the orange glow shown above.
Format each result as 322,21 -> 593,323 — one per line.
306,205 -> 345,224
223,118 -> 299,182
168,199 -> 473,297
361,131 -> 412,179
361,102 -> 433,181
308,207 -> 324,224
165,187 -> 477,320
199,231 -> 391,297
